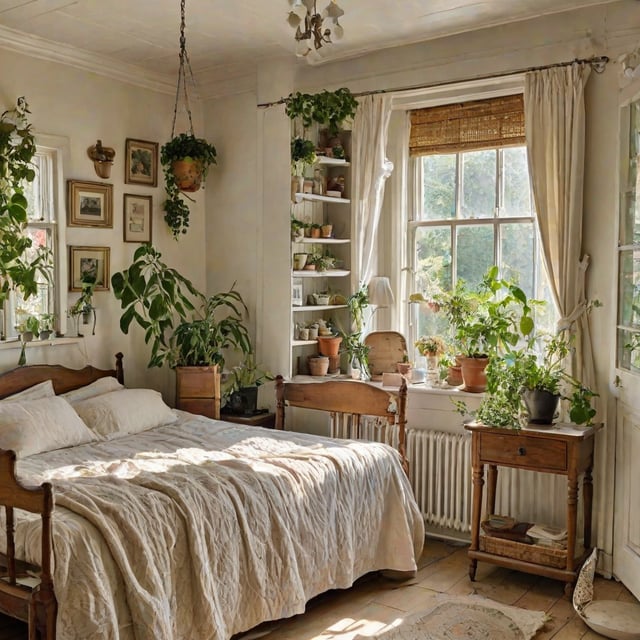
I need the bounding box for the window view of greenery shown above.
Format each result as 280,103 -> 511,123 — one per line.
617,98 -> 640,373
7,150 -> 55,338
410,146 -> 555,356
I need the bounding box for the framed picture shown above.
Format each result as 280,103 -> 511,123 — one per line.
67,180 -> 113,227
292,284 -> 303,307
125,138 -> 158,187
69,246 -> 110,292
123,194 -> 152,243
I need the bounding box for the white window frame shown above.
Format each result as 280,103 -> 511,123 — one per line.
4,134 -> 69,339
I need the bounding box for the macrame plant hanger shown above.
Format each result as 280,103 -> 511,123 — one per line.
171,0 -> 196,140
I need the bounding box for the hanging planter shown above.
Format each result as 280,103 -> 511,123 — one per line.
161,0 -> 218,238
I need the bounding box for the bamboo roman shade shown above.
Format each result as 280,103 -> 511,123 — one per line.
409,94 -> 525,156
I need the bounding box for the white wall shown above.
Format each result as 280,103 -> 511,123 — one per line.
0,48 -> 208,401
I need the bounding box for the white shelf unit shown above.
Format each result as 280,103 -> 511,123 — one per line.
289,133 -> 355,377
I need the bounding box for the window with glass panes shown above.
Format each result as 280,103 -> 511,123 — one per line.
5,149 -> 57,338
407,145 -> 556,355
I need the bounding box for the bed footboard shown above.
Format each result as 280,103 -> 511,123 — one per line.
0,449 -> 56,640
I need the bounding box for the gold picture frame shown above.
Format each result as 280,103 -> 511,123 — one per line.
123,194 -> 152,243
69,246 -> 110,292
125,138 -> 158,187
67,180 -> 113,227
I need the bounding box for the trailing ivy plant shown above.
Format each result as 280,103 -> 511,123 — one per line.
285,88 -> 358,136
0,97 -> 52,310
160,133 -> 217,238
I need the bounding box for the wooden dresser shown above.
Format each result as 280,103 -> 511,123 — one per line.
464,421 -> 602,594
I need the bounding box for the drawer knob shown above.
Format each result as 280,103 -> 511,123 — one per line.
517,446 -> 526,456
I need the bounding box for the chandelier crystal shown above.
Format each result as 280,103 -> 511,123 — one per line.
287,0 -> 344,57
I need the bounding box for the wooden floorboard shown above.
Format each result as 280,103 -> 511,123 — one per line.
0,538 -> 637,639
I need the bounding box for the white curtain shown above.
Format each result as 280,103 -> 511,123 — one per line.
525,63 -> 613,574
352,94 -> 394,287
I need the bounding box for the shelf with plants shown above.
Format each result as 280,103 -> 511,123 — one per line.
292,269 -> 351,278
286,88 -> 358,377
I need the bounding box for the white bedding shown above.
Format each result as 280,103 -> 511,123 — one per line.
12,411 -> 424,640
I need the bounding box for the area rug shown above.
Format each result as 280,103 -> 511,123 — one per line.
360,594 -> 548,640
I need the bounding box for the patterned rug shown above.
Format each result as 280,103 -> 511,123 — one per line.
362,595 -> 548,640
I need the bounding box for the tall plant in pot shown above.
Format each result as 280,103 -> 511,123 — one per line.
161,133 -> 217,238
111,244 -> 255,417
0,97 -> 53,320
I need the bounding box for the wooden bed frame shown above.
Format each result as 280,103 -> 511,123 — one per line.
0,353 -> 124,640
274,375 -> 408,473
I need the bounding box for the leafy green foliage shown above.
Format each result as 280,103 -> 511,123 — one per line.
0,97 -> 52,308
290,137 -> 316,176
111,244 -> 252,369
285,88 -> 358,136
160,133 -> 217,238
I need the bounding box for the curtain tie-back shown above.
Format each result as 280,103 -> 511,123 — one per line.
556,254 -> 590,332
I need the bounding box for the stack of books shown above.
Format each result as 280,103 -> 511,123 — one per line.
527,524 -> 568,549
481,514 -> 534,544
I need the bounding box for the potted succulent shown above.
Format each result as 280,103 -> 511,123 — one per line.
160,133 -> 217,238
0,97 -> 53,316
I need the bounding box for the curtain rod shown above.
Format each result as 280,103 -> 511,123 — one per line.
257,55 -> 609,108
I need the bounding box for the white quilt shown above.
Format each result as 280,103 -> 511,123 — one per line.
13,412 -> 424,640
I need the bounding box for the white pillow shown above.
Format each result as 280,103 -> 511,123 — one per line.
0,396 -> 96,457
73,389 -> 177,440
62,377 -> 124,404
1,379 -> 55,403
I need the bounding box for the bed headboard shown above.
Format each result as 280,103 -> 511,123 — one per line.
0,352 -> 124,399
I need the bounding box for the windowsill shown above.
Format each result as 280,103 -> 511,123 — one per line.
0,336 -> 84,351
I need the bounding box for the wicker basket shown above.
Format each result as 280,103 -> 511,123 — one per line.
479,535 -> 568,569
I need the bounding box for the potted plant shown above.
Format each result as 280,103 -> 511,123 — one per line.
68,273 -> 97,337
160,133 -> 217,238
308,252 -> 335,272
223,354 -> 273,415
291,137 -> 316,201
285,88 -> 358,158
38,313 -> 56,340
291,215 -> 307,241
340,331 -> 370,380
0,97 -> 53,317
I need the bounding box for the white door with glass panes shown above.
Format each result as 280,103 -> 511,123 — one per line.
614,81 -> 640,600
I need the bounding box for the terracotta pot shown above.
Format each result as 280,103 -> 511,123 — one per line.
396,362 -> 412,376
317,335 -> 342,357
327,354 -> 341,374
460,356 -> 489,393
308,356 -> 329,377
446,365 -> 463,387
171,158 -> 203,192
310,227 -> 321,238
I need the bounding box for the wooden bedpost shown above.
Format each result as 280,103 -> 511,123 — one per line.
398,378 -> 409,476
114,352 -> 124,385
275,375 -> 285,430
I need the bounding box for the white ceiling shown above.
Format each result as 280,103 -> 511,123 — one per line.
0,0 -> 624,89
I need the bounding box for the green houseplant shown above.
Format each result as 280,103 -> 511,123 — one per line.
223,353 -> 273,415
160,133 -> 217,238
0,97 -> 52,316
285,88 -> 358,136
291,137 -> 316,177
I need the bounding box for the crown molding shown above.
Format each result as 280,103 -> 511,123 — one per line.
0,24 -> 175,95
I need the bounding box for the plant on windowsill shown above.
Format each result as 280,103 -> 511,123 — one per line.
38,313 -> 56,340
0,97 -> 53,343
161,133 -> 217,238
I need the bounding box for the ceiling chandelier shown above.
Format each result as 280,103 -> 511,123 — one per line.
287,0 -> 344,58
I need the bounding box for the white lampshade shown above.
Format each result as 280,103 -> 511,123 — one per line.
368,276 -> 395,308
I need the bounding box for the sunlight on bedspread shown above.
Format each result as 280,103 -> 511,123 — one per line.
9,411 -> 424,640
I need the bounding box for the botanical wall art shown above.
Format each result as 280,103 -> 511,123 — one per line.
125,138 -> 158,187
67,180 -> 113,228
69,246 -> 110,291
123,194 -> 152,243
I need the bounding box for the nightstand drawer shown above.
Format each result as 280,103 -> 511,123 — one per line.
479,433 -> 567,472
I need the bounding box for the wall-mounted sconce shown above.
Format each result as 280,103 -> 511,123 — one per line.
87,140 -> 115,179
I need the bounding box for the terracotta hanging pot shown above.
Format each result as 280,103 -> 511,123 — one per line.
171,158 -> 203,192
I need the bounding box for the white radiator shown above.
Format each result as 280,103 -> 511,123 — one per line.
407,429 -> 472,533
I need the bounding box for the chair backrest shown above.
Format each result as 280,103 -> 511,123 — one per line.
364,331 -> 408,380
275,376 -> 408,473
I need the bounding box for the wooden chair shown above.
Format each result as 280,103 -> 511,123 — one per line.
0,450 -> 56,640
364,331 -> 408,380
275,376 -> 408,474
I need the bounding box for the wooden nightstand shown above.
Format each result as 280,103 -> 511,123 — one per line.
220,412 -> 276,429
464,421 -> 602,594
